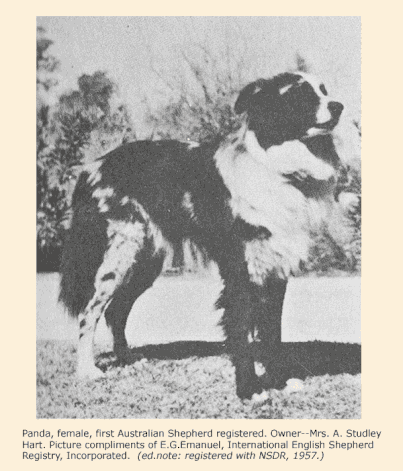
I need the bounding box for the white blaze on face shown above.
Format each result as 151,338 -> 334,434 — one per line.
279,83 -> 293,95
298,72 -> 332,124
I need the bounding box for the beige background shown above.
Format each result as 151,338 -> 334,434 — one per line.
3,2 -> 401,469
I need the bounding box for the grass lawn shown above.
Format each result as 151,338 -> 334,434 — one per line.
37,273 -> 361,419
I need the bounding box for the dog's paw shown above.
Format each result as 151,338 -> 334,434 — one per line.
283,378 -> 305,393
114,346 -> 133,365
77,363 -> 104,381
251,390 -> 270,404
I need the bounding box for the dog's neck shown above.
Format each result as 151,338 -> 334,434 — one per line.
235,129 -> 337,183
243,120 -> 341,171
214,127 -> 337,275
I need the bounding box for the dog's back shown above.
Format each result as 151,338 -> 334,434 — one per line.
59,139 -> 222,318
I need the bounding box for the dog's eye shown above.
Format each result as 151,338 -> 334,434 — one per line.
319,84 -> 328,96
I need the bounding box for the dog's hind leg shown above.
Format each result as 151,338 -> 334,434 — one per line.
104,256 -> 164,363
76,219 -> 147,379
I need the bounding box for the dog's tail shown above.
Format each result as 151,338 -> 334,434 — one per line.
59,172 -> 108,318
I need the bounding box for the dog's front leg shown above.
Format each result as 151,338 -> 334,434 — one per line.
219,266 -> 264,400
254,278 -> 288,391
219,264 -> 288,400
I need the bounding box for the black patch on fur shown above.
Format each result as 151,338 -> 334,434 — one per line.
303,134 -> 341,169
101,272 -> 116,281
233,218 -> 272,241
284,172 -> 335,199
235,143 -> 247,154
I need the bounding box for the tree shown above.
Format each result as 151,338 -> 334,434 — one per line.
37,31 -> 134,271
55,71 -> 134,165
145,44 -> 248,143
37,27 -> 62,270
37,26 -> 60,92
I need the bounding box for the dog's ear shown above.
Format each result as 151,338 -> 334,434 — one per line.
234,79 -> 267,115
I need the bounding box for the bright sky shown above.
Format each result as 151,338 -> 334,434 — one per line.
38,16 -> 361,138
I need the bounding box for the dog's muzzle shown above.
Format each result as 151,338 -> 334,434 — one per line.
328,101 -> 344,120
316,101 -> 344,130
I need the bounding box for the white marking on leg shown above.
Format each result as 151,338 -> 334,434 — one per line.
77,220 -> 146,379
284,378 -> 305,393
77,311 -> 105,380
251,390 -> 270,403
113,198 -> 173,264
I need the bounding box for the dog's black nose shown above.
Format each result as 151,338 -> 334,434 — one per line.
328,101 -> 344,118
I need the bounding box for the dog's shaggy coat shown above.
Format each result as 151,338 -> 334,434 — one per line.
60,72 -> 344,400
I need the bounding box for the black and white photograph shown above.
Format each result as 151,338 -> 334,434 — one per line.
36,16 -> 361,419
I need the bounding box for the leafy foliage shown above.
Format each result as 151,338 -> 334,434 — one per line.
37,28 -> 63,270
305,158 -> 361,274
37,27 -> 60,92
146,46 -> 246,142
36,30 -> 134,271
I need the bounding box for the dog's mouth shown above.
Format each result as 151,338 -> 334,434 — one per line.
320,101 -> 344,128
306,118 -> 338,135
304,101 -> 344,138
304,121 -> 336,138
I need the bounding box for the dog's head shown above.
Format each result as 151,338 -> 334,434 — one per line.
235,72 -> 344,149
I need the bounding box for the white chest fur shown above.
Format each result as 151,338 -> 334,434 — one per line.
215,130 -> 336,283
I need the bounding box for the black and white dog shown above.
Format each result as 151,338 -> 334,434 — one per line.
59,72 -> 344,401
